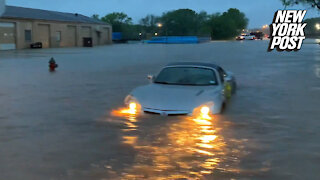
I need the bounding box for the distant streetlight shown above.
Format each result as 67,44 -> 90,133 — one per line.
155,32 -> 158,36
156,22 -> 168,43
315,23 -> 320,30
139,32 -> 142,40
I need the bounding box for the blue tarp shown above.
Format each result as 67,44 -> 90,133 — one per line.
112,32 -> 122,41
147,36 -> 200,44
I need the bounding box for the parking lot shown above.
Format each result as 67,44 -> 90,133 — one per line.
0,40 -> 320,179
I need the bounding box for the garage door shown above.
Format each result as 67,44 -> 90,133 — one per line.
103,27 -> 110,44
66,26 -> 77,46
38,24 -> 50,48
81,26 -> 91,38
0,22 -> 16,50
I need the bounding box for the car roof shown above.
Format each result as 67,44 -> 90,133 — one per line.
166,62 -> 221,70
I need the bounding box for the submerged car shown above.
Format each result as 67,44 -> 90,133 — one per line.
124,62 -> 236,116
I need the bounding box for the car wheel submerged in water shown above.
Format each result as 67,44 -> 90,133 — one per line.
124,62 -> 237,116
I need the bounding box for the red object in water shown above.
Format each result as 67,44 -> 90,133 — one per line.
49,63 -> 58,71
49,57 -> 58,71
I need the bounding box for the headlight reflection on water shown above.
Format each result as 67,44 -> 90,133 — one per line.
110,106 -> 243,179
111,103 -> 140,145
112,102 -> 141,116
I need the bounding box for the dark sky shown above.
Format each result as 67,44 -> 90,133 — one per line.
6,0 -> 320,28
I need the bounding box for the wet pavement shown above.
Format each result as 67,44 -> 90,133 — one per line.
0,40 -> 320,180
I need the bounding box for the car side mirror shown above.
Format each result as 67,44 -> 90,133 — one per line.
147,75 -> 155,82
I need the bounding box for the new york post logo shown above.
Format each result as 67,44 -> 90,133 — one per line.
268,10 -> 307,52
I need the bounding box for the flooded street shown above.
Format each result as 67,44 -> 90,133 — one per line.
0,41 -> 320,180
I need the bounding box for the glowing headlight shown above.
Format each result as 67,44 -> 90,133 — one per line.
193,102 -> 214,119
129,102 -> 137,109
128,102 -> 137,114
201,106 -> 210,115
124,95 -> 141,114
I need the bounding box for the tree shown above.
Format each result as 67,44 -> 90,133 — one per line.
96,9 -> 248,40
304,17 -> 320,36
139,15 -> 160,35
122,24 -> 144,40
101,12 -> 132,24
92,14 -> 100,20
139,15 -> 159,27
208,8 -> 248,40
281,0 -> 320,9
196,11 -> 211,36
160,9 -> 205,36
101,12 -> 132,32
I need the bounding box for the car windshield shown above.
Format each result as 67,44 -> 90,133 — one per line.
154,67 -> 218,86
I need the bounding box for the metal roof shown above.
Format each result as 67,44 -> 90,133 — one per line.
166,62 -> 221,69
0,6 -> 107,25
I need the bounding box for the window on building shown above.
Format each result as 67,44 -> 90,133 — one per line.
25,30 -> 32,41
56,31 -> 61,42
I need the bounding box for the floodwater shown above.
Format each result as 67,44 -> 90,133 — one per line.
0,40 -> 319,180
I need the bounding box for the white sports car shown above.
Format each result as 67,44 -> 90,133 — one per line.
124,62 -> 236,116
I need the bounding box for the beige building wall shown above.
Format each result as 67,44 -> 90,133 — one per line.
66,25 -> 77,47
16,21 -> 32,49
37,24 -> 50,48
0,18 -> 112,49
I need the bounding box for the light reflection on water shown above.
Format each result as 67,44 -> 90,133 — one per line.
315,64 -> 320,78
314,46 -> 320,79
112,108 -> 140,145
111,107 -> 244,179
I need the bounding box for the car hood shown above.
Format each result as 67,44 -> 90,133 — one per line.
131,83 -> 221,111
